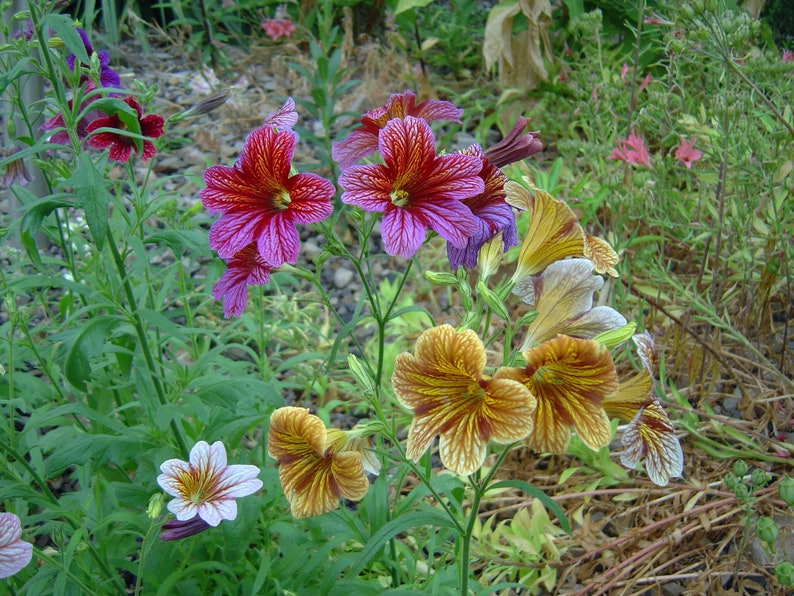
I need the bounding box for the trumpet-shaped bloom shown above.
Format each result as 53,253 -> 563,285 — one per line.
332,90 -> 463,169
608,130 -> 651,168
85,96 -> 165,162
514,258 -> 627,349
201,124 -> 335,265
157,440 -> 263,527
391,325 -> 536,476
447,145 -> 516,269
159,516 -> 211,542
41,82 -> 102,146
674,137 -> 703,169
483,117 -> 543,168
506,180 -> 618,281
495,335 -> 618,453
603,370 -> 683,486
0,513 -> 33,579
212,243 -> 274,318
268,407 -> 370,518
339,116 -> 482,258
67,27 -> 122,91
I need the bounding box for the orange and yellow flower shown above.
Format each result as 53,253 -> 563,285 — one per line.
267,407 -> 371,518
495,335 -> 619,453
391,324 -> 536,475
604,369 -> 683,486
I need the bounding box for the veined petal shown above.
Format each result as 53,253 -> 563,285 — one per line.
332,128 -> 380,169
0,513 -> 32,579
603,369 -> 654,423
262,97 -> 299,130
236,125 -> 295,184
381,206 -> 428,257
208,210 -> 271,259
339,164 -> 393,210
379,115 -> 437,175
496,335 -> 617,453
584,234 -> 619,277
284,173 -> 335,224
267,407 -> 326,460
621,402 -> 683,486
506,181 -> 586,281
633,331 -> 658,376
255,212 -> 300,266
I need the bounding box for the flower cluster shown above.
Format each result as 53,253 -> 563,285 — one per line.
41,24 -> 165,163
261,18 -> 296,41
608,129 -> 651,168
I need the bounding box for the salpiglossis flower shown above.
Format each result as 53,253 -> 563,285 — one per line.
67,27 -> 122,91
495,335 -> 618,453
85,96 -> 165,162
506,180 -> 618,281
391,324 -> 536,476
211,243 -> 274,318
201,123 -> 334,265
332,90 -> 463,169
157,440 -> 263,526
0,513 -> 33,579
514,258 -> 627,349
268,407 -> 370,518
603,370 -> 683,486
447,144 -> 516,269
339,116 -> 483,258
483,116 -> 543,168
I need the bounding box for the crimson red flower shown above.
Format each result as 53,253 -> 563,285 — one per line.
42,82 -> 101,146
212,243 -> 274,317
339,116 -> 483,258
447,144 -> 516,269
332,90 -> 463,169
201,124 -> 334,265
85,96 -> 164,162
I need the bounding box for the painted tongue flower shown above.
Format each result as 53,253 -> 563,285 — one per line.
267,407 -> 371,519
201,123 -> 334,265
514,258 -> 627,349
339,115 -> 483,258
483,117 -> 543,168
157,440 -> 263,526
494,335 -> 618,454
391,324 -> 536,475
674,137 -> 703,169
85,96 -> 165,162
41,82 -> 102,145
0,513 -> 33,579
447,144 -> 516,269
211,243 -> 274,318
332,90 -> 463,169
66,27 -> 122,91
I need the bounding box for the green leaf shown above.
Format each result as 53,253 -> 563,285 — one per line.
394,0 -> 437,16
345,509 -> 458,578
20,194 -> 73,237
44,14 -> 90,65
144,229 -> 212,257
488,479 -> 572,534
64,315 -> 121,391
65,153 -> 113,249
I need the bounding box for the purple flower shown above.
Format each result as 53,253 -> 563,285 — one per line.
212,243 -> 274,317
66,27 -> 122,91
262,97 -> 298,130
483,117 -> 543,168
339,116 -> 483,258
157,440 -> 263,526
200,123 -> 335,265
159,516 -> 211,541
332,90 -> 463,170
0,513 -> 33,579
447,145 -> 517,269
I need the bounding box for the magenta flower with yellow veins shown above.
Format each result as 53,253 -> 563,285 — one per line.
157,440 -> 263,527
267,407 -> 371,519
506,180 -> 618,281
514,258 -> 627,349
494,335 -> 619,454
391,324 -> 537,476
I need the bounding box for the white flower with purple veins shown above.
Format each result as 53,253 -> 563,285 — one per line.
157,441 -> 263,526
0,513 -> 33,579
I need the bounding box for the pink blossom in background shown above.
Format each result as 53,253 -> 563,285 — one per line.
0,513 -> 33,579
782,50 -> 794,62
639,73 -> 652,92
620,63 -> 629,82
261,18 -> 295,41
674,137 -> 703,169
609,130 -> 652,168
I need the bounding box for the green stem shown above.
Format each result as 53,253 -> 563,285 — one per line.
134,516 -> 160,596
106,227 -> 188,454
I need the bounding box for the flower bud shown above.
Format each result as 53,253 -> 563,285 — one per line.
751,468 -> 768,488
775,562 -> 794,587
724,472 -> 740,491
779,476 -> 794,507
732,460 -> 748,478
424,271 -> 458,286
476,280 -> 510,321
755,516 -> 779,545
147,493 -> 164,519
477,232 -> 504,282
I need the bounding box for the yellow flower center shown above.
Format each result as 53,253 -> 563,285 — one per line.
275,190 -> 292,210
390,189 -> 410,207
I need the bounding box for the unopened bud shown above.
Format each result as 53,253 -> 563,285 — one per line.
424,271 -> 457,286
477,233 -> 504,282
147,493 -> 164,519
476,280 -> 510,321
756,516 -> 779,545
779,476 -> 794,507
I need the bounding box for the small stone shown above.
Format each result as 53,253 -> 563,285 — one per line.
333,267 -> 354,289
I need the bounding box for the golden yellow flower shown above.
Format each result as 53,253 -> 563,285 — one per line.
267,407 -> 370,518
494,335 -> 618,453
392,324 -> 536,475
584,234 -> 619,277
603,370 -> 683,486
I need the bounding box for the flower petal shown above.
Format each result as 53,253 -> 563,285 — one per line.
621,402 -> 683,486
